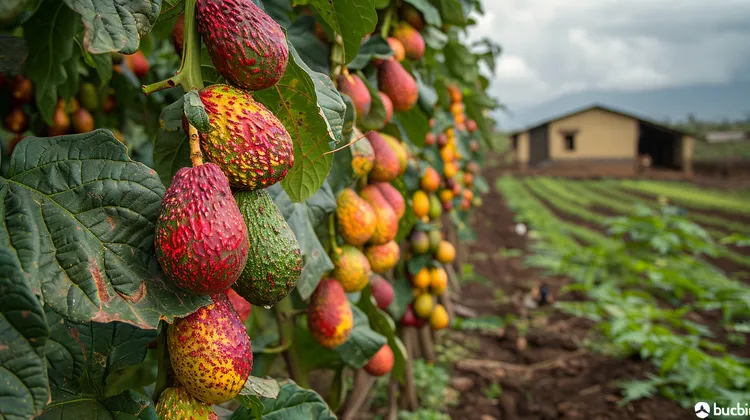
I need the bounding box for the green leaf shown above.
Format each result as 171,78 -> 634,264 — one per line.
423,26 -> 448,50
374,0 -> 389,8
0,130 -> 210,329
157,0 -> 184,22
416,73 -> 438,113
90,53 -> 113,87
65,319 -> 157,396
258,382 -> 336,420
394,105 -> 429,148
153,97 -> 190,187
23,1 -> 79,125
327,132 -> 355,195
58,51 -> 81,100
307,0 -> 377,64
63,0 -> 161,54
288,16 -> 331,75
38,389 -> 158,419
267,184 -> 335,300
235,394 -> 264,419
183,90 -> 210,133
404,0 -> 442,26
341,94 -> 356,140
358,285 -> 407,381
393,178 -> 417,242
44,308 -> 86,396
435,0 -> 466,26
358,71 -> 388,131
0,248 -> 50,420
388,272 -> 411,321
464,94 -> 493,147
240,376 -> 281,399
444,39 -> 477,84
334,305 -> 387,368
348,36 -> 394,70
254,41 -> 345,203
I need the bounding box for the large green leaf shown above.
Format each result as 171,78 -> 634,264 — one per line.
254,42 -> 345,203
64,0 -> 161,54
435,0 -> 466,26
23,1 -> 79,125
307,0 -> 377,64
334,305 -> 387,368
0,248 -> 50,420
347,36 -> 394,70
260,382 -> 336,420
394,105 -> 429,148
153,97 -> 190,188
267,184 -> 335,300
44,308 -> 85,396
157,0 -> 184,22
0,130 -> 210,329
404,0 -> 442,26
444,39 -> 478,84
38,389 -> 157,419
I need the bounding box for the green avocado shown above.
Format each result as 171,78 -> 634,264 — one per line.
233,190 -> 302,307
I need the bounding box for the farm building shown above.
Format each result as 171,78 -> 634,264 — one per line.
510,104 -> 695,176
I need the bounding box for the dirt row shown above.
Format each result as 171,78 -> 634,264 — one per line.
445,169 -> 690,419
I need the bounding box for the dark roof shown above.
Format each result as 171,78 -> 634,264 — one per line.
511,103 -> 689,137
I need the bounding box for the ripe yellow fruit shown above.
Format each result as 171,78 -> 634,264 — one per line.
430,304 -> 449,329
438,189 -> 453,203
443,162 -> 458,178
411,267 -> 430,289
429,267 -> 447,295
412,190 -> 430,218
435,240 -> 455,264
414,293 -> 435,319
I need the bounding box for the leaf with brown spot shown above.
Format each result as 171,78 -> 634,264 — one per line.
0,130 -> 210,330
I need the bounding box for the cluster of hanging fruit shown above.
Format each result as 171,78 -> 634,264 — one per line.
0,74 -> 120,154
151,0 -> 302,416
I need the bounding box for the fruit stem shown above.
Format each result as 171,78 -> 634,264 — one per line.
380,6 -> 394,39
152,323 -> 172,404
274,297 -> 310,388
188,123 -> 204,166
328,213 -> 341,254
141,0 -> 204,95
331,34 -> 346,79
261,341 -> 291,354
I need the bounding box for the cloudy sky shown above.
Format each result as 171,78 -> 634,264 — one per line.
467,0 -> 750,111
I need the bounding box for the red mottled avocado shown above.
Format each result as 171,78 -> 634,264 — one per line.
366,131 -> 400,182
378,59 -> 418,112
168,293 -> 252,404
197,0 -> 288,91
198,84 -> 294,190
360,184 -> 398,245
336,188 -> 377,246
232,189 -> 302,307
365,240 -> 400,274
155,387 -> 218,420
392,22 -> 425,60
337,74 -> 372,118
308,278 -> 354,349
372,181 -> 405,219
370,274 -> 395,310
154,163 -> 249,295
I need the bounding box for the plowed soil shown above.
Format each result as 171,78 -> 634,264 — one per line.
445,167 -> 693,420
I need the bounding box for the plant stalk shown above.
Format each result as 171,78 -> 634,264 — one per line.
142,0 -> 204,95
275,296 -> 310,388
152,323 -> 172,404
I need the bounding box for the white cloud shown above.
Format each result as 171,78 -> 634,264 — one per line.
467,0 -> 750,110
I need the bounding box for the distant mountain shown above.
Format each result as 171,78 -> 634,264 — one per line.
497,81 -> 750,131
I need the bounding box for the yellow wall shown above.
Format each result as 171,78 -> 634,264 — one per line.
682,135 -> 694,174
547,108 -> 638,159
516,132 -> 529,168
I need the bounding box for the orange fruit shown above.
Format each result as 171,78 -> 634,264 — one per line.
444,162 -> 458,178
435,241 -> 455,264
411,267 -> 430,289
438,189 -> 453,203
463,189 -> 474,201
430,304 -> 449,329
429,267 -> 448,294
420,167 -> 440,192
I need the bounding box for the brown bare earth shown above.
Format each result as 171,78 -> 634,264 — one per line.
445,167 -> 696,419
